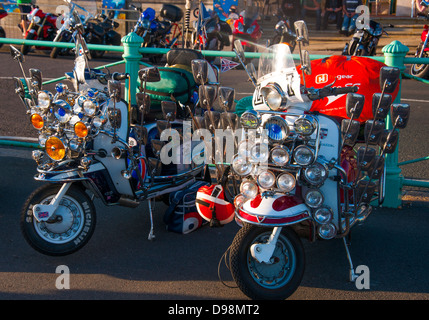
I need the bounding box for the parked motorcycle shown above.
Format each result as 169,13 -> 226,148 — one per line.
21,6 -> 58,55
0,3 -> 7,48
232,6 -> 262,59
9,32 -> 221,255
410,23 -> 429,78
342,20 -> 393,56
197,21 -> 408,300
131,4 -> 184,63
271,13 -> 296,52
192,1 -> 232,59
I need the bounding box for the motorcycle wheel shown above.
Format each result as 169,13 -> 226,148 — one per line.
410,51 -> 429,79
0,27 -> 5,49
21,32 -> 35,55
20,184 -> 96,256
347,39 -> 359,56
229,224 -> 305,300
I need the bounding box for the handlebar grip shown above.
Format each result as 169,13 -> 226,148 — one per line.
112,72 -> 129,81
331,86 -> 358,95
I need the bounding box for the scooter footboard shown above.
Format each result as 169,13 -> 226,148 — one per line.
236,194 -> 311,227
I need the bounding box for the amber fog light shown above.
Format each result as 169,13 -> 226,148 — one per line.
45,136 -> 66,161
74,121 -> 89,138
30,113 -> 44,130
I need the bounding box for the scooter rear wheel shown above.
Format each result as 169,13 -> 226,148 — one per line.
411,50 -> 429,79
229,224 -> 305,300
20,184 -> 96,256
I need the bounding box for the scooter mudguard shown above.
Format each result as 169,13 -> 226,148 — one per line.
237,194 -> 311,226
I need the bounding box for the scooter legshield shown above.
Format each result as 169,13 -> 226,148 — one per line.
237,194 -> 311,226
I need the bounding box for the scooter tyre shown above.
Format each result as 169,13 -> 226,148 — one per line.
229,224 -> 305,300
20,184 -> 96,256
410,50 -> 429,79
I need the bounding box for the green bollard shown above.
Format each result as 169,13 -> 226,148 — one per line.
381,41 -> 409,208
121,32 -> 144,106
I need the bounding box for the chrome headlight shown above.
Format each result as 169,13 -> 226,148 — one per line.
276,173 -> 296,192
261,83 -> 287,111
37,90 -> 53,109
293,145 -> 315,166
231,154 -> 254,176
33,16 -> 41,24
264,116 -> 289,144
237,139 -> 254,159
303,162 -> 328,185
240,180 -> 258,199
270,145 -> 290,166
240,110 -> 260,129
294,115 -> 317,136
257,170 -> 276,189
250,143 -> 269,164
83,98 -> 98,116
305,189 -> 324,208
54,100 -> 72,123
234,194 -> 248,209
313,206 -> 333,224
318,223 -> 337,239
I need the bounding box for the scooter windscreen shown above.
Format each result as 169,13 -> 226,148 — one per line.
257,43 -> 296,79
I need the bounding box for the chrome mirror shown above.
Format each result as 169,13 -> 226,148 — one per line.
191,59 -> 209,85
380,129 -> 399,154
380,66 -> 400,93
341,119 -> 360,146
294,20 -> 309,45
364,120 -> 384,145
346,93 -> 365,119
392,103 -> 410,129
199,85 -> 218,109
138,67 -> 161,83
357,146 -> 376,171
218,87 -> 235,112
29,69 -> 42,91
372,93 -> 392,120
161,101 -> 177,122
108,80 -> 121,101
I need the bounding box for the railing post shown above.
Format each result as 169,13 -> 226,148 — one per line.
381,40 -> 409,208
121,32 -> 144,105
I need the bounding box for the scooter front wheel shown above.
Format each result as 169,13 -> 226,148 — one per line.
20,184 -> 96,256
229,224 -> 305,300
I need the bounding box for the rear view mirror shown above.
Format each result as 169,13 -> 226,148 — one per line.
392,103 -> 410,129
246,63 -> 257,83
204,110 -> 221,133
161,101 -> 177,122
29,69 -> 42,91
346,93 -> 365,119
356,180 -> 377,203
357,146 -> 376,171
380,66 -> 400,93
10,45 -> 24,62
136,92 -> 151,115
218,87 -> 235,112
220,112 -> 238,130
341,119 -> 360,146
380,129 -> 399,154
191,59 -> 209,85
367,156 -> 385,179
294,20 -> 309,45
364,120 -> 384,145
372,93 -> 392,120
108,80 -> 121,101
192,115 -> 206,131
233,40 -> 245,61
13,77 -> 27,99
199,85 -> 217,109
138,67 -> 161,83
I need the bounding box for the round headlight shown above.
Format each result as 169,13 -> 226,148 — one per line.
54,100 -> 72,123
33,16 -> 41,24
318,223 -> 337,239
231,154 -> 254,176
234,194 -> 248,209
250,143 -> 269,164
240,180 -> 258,199
74,121 -> 89,138
37,91 -> 52,109
276,173 -> 296,192
69,138 -> 81,152
293,145 -> 315,166
294,115 -> 317,136
270,145 -> 290,166
305,189 -> 324,208
261,83 -> 286,111
30,113 -> 44,130
304,162 -> 329,185
257,170 -> 276,189
240,110 -> 260,129
264,116 -> 289,143
45,136 -> 66,161
237,139 -> 254,158
83,98 -> 98,116
313,206 -> 333,224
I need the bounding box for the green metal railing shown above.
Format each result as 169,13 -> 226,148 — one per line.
0,35 -> 429,208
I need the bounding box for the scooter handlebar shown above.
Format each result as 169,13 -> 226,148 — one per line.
307,85 -> 358,100
112,72 -> 129,81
